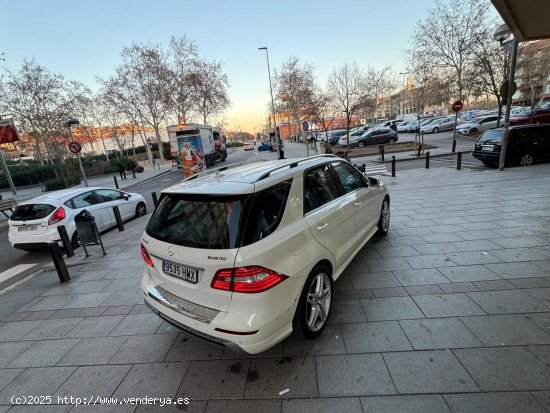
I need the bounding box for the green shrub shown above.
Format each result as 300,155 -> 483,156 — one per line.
43,176 -> 81,191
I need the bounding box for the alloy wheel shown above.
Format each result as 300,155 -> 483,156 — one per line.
306,272 -> 332,332
519,154 -> 533,166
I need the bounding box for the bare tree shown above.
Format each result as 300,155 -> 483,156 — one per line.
189,58 -> 230,124
409,0 -> 493,100
327,63 -> 365,152
309,91 -> 337,142
164,36 -> 200,124
516,40 -> 550,118
274,57 -> 316,140
363,65 -> 396,121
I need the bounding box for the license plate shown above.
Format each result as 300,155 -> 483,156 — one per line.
18,225 -> 38,232
481,145 -> 494,151
162,260 -> 198,284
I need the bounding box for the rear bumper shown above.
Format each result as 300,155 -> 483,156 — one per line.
12,242 -> 51,251
141,271 -> 294,354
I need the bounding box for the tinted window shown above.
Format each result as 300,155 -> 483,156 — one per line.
10,204 -> 56,221
478,130 -> 504,144
241,179 -> 292,245
331,162 -> 367,194
95,189 -> 125,202
71,192 -> 101,209
304,164 -> 344,214
146,194 -> 245,249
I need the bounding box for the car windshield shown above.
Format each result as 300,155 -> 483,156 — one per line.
10,204 -> 56,221
478,129 -> 504,144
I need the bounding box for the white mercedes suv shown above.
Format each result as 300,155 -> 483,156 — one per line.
140,155 -> 390,354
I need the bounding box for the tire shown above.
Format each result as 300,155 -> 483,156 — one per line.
357,141 -> 365,148
135,202 -> 147,217
388,138 -> 396,144
518,153 -> 533,166
293,264 -> 333,339
470,128 -> 478,133
377,197 -> 390,235
433,127 -> 439,133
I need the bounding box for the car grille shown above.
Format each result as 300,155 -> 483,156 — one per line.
147,285 -> 220,324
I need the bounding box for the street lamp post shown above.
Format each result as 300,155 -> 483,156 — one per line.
493,24 -> 518,171
399,72 -> 409,120
66,119 -> 88,187
258,47 -> 282,159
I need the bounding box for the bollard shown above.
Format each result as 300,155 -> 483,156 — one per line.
417,143 -> 423,157
425,151 -> 430,169
113,176 -> 119,189
57,225 -> 74,257
452,139 -> 457,153
112,205 -> 124,231
152,192 -> 158,210
48,243 -> 71,283
391,156 -> 396,177
379,144 -> 385,161
457,151 -> 462,170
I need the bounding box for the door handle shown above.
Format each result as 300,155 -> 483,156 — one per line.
354,201 -> 362,206
317,223 -> 328,231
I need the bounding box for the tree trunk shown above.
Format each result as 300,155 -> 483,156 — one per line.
153,125 -> 165,161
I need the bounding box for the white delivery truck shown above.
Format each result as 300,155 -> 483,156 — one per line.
167,124 -> 227,177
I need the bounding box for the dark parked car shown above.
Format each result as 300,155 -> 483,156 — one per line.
328,129 -> 349,145
355,128 -> 398,147
472,124 -> 550,167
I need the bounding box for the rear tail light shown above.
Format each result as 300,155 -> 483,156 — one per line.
48,207 -> 66,225
211,266 -> 288,293
141,243 -> 154,267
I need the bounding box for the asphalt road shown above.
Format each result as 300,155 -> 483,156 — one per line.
0,136 -> 488,273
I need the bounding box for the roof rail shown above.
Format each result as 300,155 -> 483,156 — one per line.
182,159 -> 269,182
255,154 -> 339,182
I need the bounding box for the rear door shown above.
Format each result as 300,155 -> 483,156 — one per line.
69,191 -> 112,230
303,163 -> 356,269
95,189 -> 133,220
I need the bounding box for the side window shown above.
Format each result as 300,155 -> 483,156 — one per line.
303,164 -> 344,214
331,162 -> 367,194
71,192 -> 100,209
241,179 -> 293,245
95,189 -> 124,202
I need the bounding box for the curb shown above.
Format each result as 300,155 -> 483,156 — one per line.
120,168 -> 174,190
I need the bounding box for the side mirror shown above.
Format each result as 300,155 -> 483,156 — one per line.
123,194 -> 130,201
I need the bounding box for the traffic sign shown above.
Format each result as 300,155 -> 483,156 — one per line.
499,80 -> 517,98
452,100 -> 464,112
68,141 -> 81,154
302,121 -> 309,132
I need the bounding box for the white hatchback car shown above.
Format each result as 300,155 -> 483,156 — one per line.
140,155 -> 390,354
8,187 -> 147,251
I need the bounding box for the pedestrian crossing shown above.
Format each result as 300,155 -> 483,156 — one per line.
361,164 -> 389,176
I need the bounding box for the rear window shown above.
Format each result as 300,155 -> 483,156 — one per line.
145,179 -> 293,249
10,204 -> 56,221
478,130 -> 504,144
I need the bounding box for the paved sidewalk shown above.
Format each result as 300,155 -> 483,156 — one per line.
0,161 -> 174,230
0,162 -> 549,412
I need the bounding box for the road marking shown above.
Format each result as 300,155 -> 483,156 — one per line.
0,263 -> 38,291
363,165 -> 389,176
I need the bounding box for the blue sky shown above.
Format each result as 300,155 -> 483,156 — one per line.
1,0 -> 437,132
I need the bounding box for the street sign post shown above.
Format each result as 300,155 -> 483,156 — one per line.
451,100 -> 463,153
302,121 -> 310,157
67,140 -> 88,187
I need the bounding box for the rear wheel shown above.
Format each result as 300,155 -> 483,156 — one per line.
293,265 -> 333,339
377,197 -> 390,235
135,202 -> 147,217
388,138 -> 396,144
433,127 -> 439,133
357,141 -> 365,148
470,128 -> 478,133
518,153 -> 533,166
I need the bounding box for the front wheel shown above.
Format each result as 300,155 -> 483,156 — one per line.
388,138 -> 396,144
377,198 -> 390,235
357,141 -> 365,148
293,265 -> 333,339
433,127 -> 439,133
518,153 -> 533,166
470,128 -> 478,133
135,202 -> 147,217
